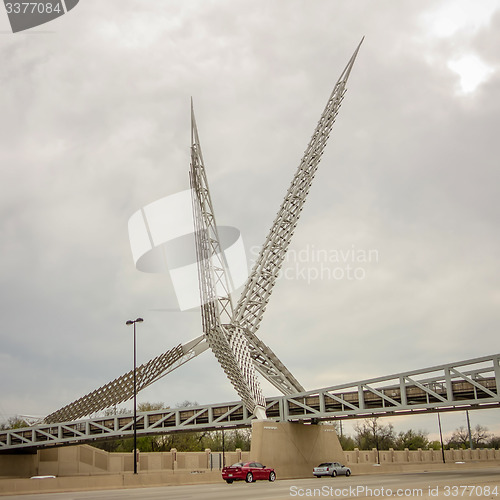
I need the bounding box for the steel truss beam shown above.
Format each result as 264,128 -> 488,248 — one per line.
3,353 -> 499,452
279,353 -> 500,420
233,39 -> 363,341
44,336 -> 208,424
190,102 -> 266,417
231,39 -> 363,396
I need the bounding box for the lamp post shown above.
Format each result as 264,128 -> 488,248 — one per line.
222,428 -> 225,468
466,410 -> 474,450
437,412 -> 445,464
126,317 -> 143,474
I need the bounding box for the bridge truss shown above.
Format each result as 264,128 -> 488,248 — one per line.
2,353 -> 499,452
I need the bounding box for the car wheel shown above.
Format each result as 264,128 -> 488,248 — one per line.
346,470 -> 351,477
226,479 -> 233,484
245,472 -> 254,483
332,470 -> 337,477
269,471 -> 276,482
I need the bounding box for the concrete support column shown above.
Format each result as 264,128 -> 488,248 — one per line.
250,420 -> 345,479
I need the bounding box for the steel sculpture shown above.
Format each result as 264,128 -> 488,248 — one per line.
43,39 -> 363,423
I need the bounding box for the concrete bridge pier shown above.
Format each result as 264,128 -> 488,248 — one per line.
250,420 -> 345,479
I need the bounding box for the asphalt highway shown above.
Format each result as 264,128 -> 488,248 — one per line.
2,468 -> 499,500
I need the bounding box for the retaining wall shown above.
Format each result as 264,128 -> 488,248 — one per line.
0,445 -> 249,478
2,445 -> 499,480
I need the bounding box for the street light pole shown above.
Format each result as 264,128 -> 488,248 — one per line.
437,412 -> 445,464
126,317 -> 143,474
466,410 -> 474,450
222,428 -> 225,468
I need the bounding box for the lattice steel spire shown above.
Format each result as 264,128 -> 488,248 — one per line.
233,38 -> 364,339
44,336 -> 208,423
190,100 -> 267,418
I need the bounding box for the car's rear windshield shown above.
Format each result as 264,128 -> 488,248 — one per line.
230,462 -> 244,467
318,463 -> 332,467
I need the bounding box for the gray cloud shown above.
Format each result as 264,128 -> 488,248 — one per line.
0,0 -> 499,437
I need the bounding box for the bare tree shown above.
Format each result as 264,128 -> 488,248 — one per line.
354,417 -> 395,461
448,424 -> 492,449
472,425 -> 491,447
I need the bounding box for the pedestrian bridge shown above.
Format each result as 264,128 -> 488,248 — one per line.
1,352 -> 499,453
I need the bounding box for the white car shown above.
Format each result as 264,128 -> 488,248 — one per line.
313,462 -> 351,478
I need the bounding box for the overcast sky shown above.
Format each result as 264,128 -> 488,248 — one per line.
1,0 -> 499,442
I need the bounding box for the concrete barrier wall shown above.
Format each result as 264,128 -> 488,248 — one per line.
0,454 -> 37,478
2,444 -> 500,479
2,447 -> 500,496
344,447 -> 500,464
0,445 -> 250,478
0,469 -> 224,496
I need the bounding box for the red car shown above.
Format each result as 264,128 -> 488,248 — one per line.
222,461 -> 276,483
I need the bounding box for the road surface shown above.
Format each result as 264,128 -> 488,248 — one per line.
2,468 -> 499,499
